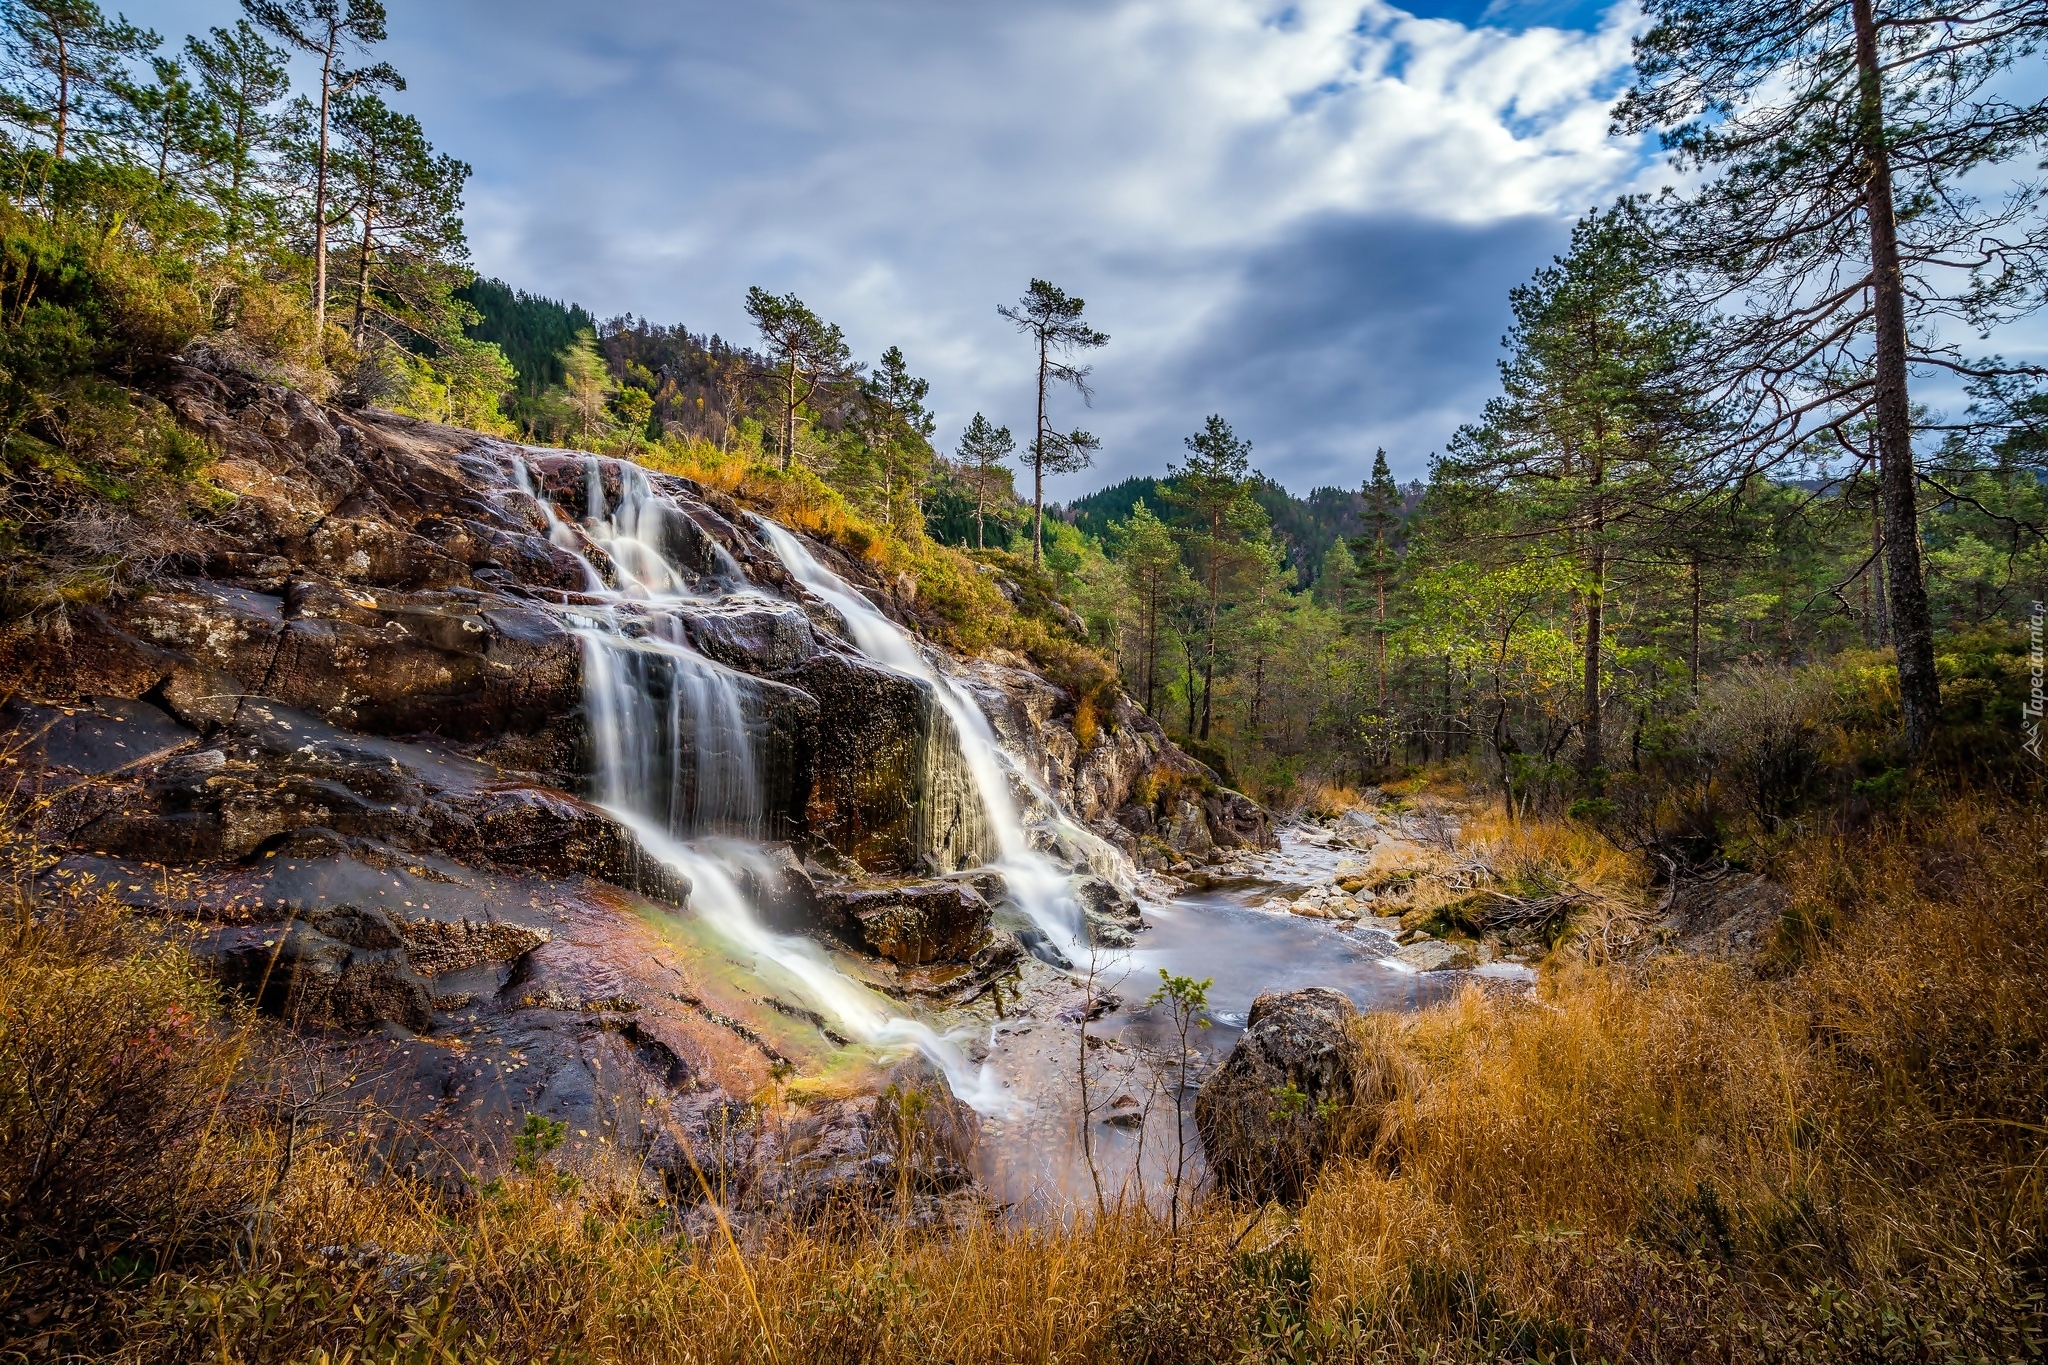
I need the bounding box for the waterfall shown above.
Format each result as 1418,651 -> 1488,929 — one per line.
751,517 -> 1125,958
502,452 -> 1008,1113
581,617 -> 765,839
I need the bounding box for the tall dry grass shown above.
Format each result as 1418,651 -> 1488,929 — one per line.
3,799 -> 2043,1361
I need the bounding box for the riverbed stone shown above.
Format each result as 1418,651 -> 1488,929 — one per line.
1394,939 -> 1477,972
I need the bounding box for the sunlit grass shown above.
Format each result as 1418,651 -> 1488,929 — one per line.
6,792 -> 2044,1360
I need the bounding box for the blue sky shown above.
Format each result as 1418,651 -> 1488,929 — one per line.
133,0 -> 1674,494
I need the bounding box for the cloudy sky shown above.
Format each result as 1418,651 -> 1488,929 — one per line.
140,0 -> 1671,494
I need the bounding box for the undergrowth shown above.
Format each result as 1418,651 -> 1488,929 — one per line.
2,787 -> 2041,1360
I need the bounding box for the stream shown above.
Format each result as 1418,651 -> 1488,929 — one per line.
504,452 -> 1507,1212
972,826 -> 1469,1215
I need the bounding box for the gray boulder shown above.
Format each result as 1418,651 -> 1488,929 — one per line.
1195,986 -> 1363,1203
816,881 -> 993,964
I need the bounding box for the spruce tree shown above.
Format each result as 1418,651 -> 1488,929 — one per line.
1362,447 -> 1403,703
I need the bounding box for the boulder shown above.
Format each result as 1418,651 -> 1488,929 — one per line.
656,1057 -> 978,1227
817,881 -> 992,965
1195,986 -> 1362,1202
1075,875 -> 1142,928
1393,939 -> 1476,972
1204,789 -> 1274,850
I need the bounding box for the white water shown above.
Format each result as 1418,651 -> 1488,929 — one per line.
751,517 -> 1129,959
502,452 -> 1009,1113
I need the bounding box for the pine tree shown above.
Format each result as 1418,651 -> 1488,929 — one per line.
103,54 -> 221,187
1614,0 -> 2048,755
242,0 -> 401,337
0,0 -> 157,160
327,92 -> 468,349
183,20 -> 289,252
742,287 -> 853,471
1110,499 -> 1191,716
955,412 -> 1014,550
1314,536 -> 1357,613
998,279 -> 1107,563
1165,415 -> 1271,741
857,345 -> 934,533
1441,207 -> 1711,788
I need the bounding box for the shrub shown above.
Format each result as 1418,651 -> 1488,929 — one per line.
0,891 -> 250,1255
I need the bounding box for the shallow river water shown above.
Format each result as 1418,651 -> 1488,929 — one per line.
972,827 -> 1480,1216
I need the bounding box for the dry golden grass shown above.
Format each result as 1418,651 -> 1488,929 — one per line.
5,798 -> 2044,1361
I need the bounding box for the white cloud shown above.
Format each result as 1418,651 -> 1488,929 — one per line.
134,0 -> 1657,488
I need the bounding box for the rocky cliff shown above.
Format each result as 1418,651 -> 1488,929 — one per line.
0,351 -> 1269,1185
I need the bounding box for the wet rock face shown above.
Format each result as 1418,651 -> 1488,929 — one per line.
1195,986 -> 1362,1203
196,917 -> 434,1032
674,598 -> 817,674
776,653 -> 954,874
817,881 -> 993,965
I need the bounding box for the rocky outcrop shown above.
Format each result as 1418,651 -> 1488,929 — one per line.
0,350 -> 1271,1196
1195,987 -> 1365,1203
196,914 -> 434,1031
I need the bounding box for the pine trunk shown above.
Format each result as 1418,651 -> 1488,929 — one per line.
1853,0 -> 1940,756
313,39 -> 335,336
1032,335 -> 1048,565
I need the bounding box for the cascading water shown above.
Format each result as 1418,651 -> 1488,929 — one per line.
751,517 -> 1130,960
500,451 -> 1009,1113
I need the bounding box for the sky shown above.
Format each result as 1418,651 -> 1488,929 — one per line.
134,0 -> 1678,495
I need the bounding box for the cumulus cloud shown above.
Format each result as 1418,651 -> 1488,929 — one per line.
143,0 -> 1656,489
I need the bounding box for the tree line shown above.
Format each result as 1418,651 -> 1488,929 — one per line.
1058,0 -> 2048,794
0,0 -> 516,452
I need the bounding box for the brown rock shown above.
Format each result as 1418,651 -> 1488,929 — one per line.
818,881 -> 992,964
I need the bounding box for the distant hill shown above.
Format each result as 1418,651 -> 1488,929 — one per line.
1060,473 -> 1425,588
459,278 -> 596,396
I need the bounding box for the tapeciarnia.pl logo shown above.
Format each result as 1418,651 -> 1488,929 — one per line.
2026,600 -> 2045,761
